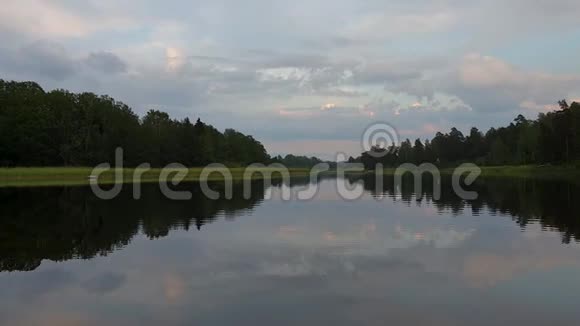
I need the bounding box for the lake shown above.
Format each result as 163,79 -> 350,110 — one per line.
1,175 -> 580,325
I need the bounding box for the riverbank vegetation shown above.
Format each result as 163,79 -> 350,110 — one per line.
0,167 -> 314,187
361,165 -> 580,182
1,79 -> 327,168
350,100 -> 580,170
3,78 -> 580,185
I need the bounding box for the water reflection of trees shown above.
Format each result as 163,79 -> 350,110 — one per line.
0,181 -> 272,272
347,174 -> 580,244
2,176 -> 579,272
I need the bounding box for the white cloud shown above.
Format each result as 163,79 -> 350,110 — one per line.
0,0 -> 135,38
321,103 -> 337,110
460,54 -> 523,88
165,47 -> 188,73
459,54 -> 579,89
519,100 -> 560,112
455,53 -> 580,111
257,67 -> 311,82
2,0 -> 580,158
343,11 -> 457,41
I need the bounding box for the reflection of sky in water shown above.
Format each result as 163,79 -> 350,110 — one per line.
1,180 -> 580,325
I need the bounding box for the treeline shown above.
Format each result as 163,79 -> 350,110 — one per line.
351,100 -> 580,169
0,79 -> 274,167
271,154 -> 325,168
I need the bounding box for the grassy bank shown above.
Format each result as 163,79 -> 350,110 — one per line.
370,164 -> 580,181
463,165 -> 580,180
0,167 -> 313,187
2,164 -> 579,187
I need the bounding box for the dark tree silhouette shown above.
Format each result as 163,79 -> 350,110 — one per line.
351,100 -> 580,167
0,79 -> 275,167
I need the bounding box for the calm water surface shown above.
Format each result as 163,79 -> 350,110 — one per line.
1,176 -> 580,325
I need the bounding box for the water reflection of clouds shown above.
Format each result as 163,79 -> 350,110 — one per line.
463,253 -> 577,288
163,273 -> 186,303
81,272 -> 127,294
7,312 -> 91,326
394,225 -> 475,248
0,267 -> 76,301
2,180 -> 580,325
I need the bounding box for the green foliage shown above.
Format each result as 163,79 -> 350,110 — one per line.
270,154 -> 324,168
0,79 -> 272,167
352,99 -> 580,168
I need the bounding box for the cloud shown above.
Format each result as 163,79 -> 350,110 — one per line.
459,53 -> 579,90
84,52 -> 127,74
165,47 -> 188,73
316,87 -> 368,97
0,0 -> 135,38
452,53 -> 580,112
342,11 -> 457,41
519,100 -> 560,112
1,0 -> 580,158
278,108 -> 314,118
257,67 -> 311,82
0,41 -> 76,80
352,61 -> 424,85
321,103 -> 337,110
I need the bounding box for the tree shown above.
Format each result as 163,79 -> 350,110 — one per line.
412,139 -> 425,164
490,138 -> 511,165
350,100 -> 580,167
0,79 -> 280,167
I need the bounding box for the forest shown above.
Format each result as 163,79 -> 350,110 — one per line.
0,79 -> 335,168
3,79 -> 579,170
350,100 -> 580,169
0,79 -> 276,167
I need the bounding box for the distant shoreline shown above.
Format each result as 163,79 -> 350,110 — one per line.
461,165 -> 580,180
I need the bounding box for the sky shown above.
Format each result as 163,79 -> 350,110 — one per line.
1,0 -> 579,160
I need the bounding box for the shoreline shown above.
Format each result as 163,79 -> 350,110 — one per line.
2,165 -> 580,187
0,167 -> 315,188
371,165 -> 580,181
